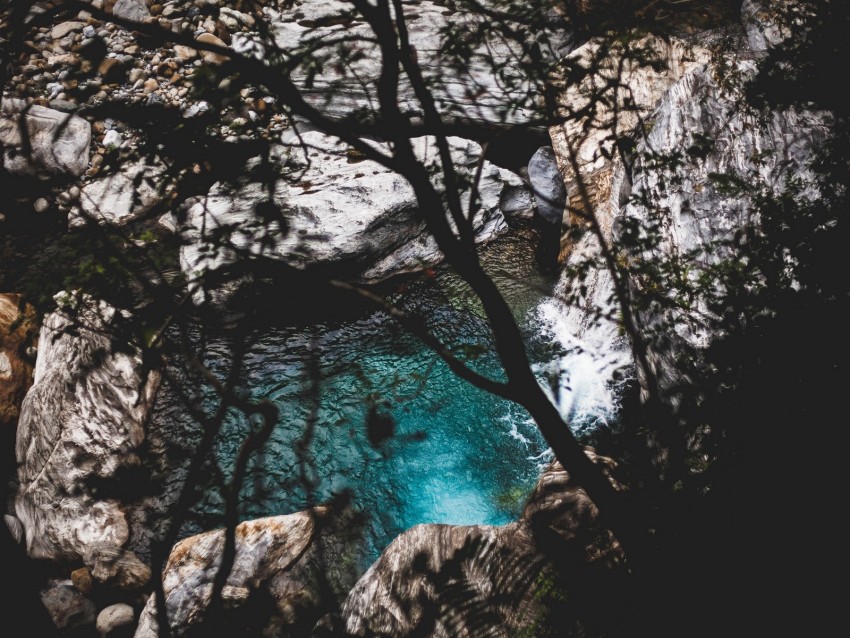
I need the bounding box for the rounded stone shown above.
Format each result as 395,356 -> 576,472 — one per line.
96,603 -> 135,637
195,32 -> 228,64
102,129 -> 122,148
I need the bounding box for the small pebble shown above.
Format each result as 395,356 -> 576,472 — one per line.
103,129 -> 122,148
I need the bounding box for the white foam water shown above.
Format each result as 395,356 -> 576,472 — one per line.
533,281 -> 634,432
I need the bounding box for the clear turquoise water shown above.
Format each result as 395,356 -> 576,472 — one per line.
156,232 -> 561,561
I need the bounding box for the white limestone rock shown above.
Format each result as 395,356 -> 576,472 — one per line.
133,508 -> 360,638
71,159 -> 165,228
0,99 -> 91,178
265,0 -> 566,125
179,131 -> 510,302
617,59 -> 827,395
741,0 -> 790,55
549,35 -> 709,217
548,35 -> 828,403
15,296 -> 160,564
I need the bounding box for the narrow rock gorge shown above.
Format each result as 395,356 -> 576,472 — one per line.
1,0 -> 842,636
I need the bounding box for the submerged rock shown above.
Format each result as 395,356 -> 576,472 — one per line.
15,296 -> 160,565
0,99 -> 91,178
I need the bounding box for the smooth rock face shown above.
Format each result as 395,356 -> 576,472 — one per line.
71,159 -> 165,228
521,452 -> 622,561
342,523 -> 545,637
15,298 -> 160,564
0,294 -> 37,429
96,603 -> 135,637
264,0 -> 566,125
134,508 -> 361,638
621,60 -> 826,396
341,451 -> 623,637
112,0 -> 151,23
0,99 -> 91,178
40,579 -> 97,631
179,131 -> 509,301
528,146 -> 567,225
550,13 -> 828,402
549,35 -> 708,218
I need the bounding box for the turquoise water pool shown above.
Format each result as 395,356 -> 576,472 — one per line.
149,232 -> 594,561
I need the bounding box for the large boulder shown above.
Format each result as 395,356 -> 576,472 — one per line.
0,294 -> 37,429
15,296 -> 160,564
528,146 -> 567,225
134,507 -> 362,638
246,0 -> 567,125
341,450 -> 624,636
617,58 -> 827,397
341,523 -> 543,637
0,99 -> 91,178
71,159 -> 166,228
545,10 -> 828,404
178,131 -> 511,303
549,35 -> 709,219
